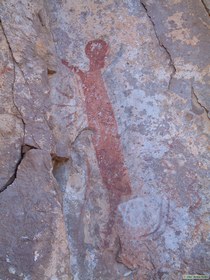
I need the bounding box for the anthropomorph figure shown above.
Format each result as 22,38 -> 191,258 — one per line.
62,40 -> 131,231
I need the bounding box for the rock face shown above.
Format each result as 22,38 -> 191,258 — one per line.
0,0 -> 209,279
0,150 -> 70,279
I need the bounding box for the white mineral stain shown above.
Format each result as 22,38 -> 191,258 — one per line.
163,203 -> 192,251
23,276 -> 32,280
118,197 -> 161,230
8,266 -> 16,274
124,270 -> 133,277
164,228 -> 179,250
34,251 -> 39,262
50,277 -> 58,280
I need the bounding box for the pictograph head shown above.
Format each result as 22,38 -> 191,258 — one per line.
85,39 -> 109,70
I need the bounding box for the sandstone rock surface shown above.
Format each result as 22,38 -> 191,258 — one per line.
0,0 -> 209,279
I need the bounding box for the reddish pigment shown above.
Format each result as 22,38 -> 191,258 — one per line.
62,39 -> 131,200
0,66 -> 12,76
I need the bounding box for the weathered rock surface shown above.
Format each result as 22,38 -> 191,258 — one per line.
0,0 -> 209,279
0,150 -> 70,279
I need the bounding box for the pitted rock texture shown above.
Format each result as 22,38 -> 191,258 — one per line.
0,0 -> 210,279
0,150 -> 70,279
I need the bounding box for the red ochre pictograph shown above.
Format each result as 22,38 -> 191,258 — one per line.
0,66 -> 12,76
62,40 -> 132,233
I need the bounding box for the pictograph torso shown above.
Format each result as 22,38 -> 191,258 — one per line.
62,39 -> 131,214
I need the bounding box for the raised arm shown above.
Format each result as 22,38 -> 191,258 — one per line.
61,59 -> 84,78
